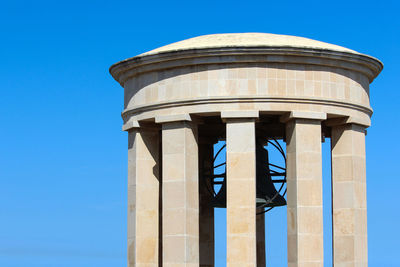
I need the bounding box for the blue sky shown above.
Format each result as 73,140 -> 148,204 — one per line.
0,0 -> 399,266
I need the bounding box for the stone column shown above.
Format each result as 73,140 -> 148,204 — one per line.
158,115 -> 199,267
256,211 -> 266,267
223,111 -> 258,267
331,123 -> 368,266
199,141 -> 215,267
283,112 -> 325,267
127,127 -> 160,267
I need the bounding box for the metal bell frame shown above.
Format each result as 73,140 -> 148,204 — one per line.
204,138 -> 287,215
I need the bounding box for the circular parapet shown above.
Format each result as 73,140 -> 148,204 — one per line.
109,33 -> 383,129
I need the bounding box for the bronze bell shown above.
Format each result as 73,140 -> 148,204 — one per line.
211,142 -> 287,208
255,144 -> 286,208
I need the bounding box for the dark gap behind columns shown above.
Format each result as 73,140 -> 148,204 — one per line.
158,129 -> 163,267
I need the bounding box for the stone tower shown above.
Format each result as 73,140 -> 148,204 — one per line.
110,33 -> 382,267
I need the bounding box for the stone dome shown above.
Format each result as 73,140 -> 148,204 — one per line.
110,32 -> 382,86
139,33 -> 358,57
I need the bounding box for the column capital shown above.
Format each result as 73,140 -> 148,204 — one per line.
325,116 -> 370,128
155,113 -> 192,124
122,118 -> 140,131
280,111 -> 326,123
123,119 -> 160,132
221,110 -> 259,122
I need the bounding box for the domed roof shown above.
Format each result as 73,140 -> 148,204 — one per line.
139,33 -> 358,57
110,33 -> 383,85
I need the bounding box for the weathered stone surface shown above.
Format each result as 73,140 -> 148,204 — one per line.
128,129 -> 160,267
331,124 -> 368,267
226,119 -> 256,267
286,119 -> 324,267
162,121 -> 199,267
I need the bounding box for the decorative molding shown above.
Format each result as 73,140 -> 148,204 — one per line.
121,96 -> 373,120
110,47 -> 383,85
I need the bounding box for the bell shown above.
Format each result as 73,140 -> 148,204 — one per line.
211,143 -> 287,208
255,144 -> 286,208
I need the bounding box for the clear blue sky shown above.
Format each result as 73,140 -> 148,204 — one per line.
0,0 -> 399,266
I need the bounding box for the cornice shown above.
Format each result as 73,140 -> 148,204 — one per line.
110,47 -> 383,86
120,96 -> 373,121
